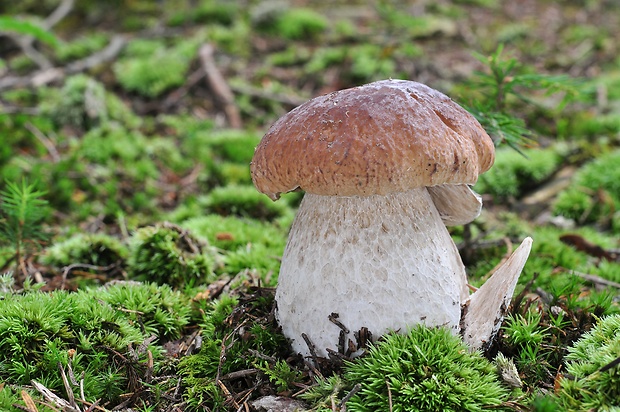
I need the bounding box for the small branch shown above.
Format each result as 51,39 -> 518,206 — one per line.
302,332 -> 320,367
339,383 -> 361,411
229,82 -> 307,107
599,355 -> 620,373
31,380 -> 78,412
0,104 -> 41,115
61,261 -> 121,289
0,36 -> 126,91
3,0 -> 75,70
562,268 -> 620,289
25,122 -> 60,162
198,43 -> 242,129
219,368 -> 259,381
7,33 -> 54,69
44,0 -> 75,29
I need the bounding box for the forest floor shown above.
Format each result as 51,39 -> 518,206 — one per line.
0,1 -> 619,411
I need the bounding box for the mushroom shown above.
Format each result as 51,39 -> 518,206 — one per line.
251,79 -> 530,358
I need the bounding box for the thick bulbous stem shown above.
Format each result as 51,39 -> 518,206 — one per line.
275,187 -> 469,358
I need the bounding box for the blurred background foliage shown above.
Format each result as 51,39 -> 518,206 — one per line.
0,0 -> 619,411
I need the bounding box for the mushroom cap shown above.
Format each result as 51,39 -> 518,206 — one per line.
251,79 -> 495,200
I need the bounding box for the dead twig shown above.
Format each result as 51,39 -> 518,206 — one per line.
2,0 -> 74,70
219,368 -> 259,381
25,122 -> 60,162
58,363 -> 79,411
31,380 -> 78,412
198,43 -> 242,129
302,332 -> 320,367
0,104 -> 40,115
557,267 -> 620,289
229,82 -> 307,107
386,379 -> 393,412
61,261 -> 122,289
0,36 -> 126,91
19,390 -> 39,412
339,383 -> 361,412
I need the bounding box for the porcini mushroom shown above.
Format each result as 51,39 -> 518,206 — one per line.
251,79 -> 525,358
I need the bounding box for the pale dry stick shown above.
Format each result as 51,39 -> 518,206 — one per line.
564,268 -> 620,289
6,0 -> 75,70
228,82 -> 308,107
19,390 -> 39,412
386,379 -> 393,412
44,0 -> 75,28
199,43 -> 242,129
0,36 -> 126,91
25,122 -> 61,162
339,383 -> 361,412
61,262 -> 121,289
58,363 -> 79,411
31,380 -> 77,411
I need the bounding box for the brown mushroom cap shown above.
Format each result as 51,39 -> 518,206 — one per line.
251,79 -> 495,200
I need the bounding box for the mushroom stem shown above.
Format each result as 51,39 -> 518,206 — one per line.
275,187 -> 469,358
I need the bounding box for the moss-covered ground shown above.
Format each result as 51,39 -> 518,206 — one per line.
0,1 -> 619,411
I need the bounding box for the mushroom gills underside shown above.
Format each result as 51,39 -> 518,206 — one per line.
427,184 -> 482,226
275,187 -> 470,358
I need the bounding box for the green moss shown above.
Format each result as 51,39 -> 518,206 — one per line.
349,44 -> 397,83
179,291 -> 289,410
128,223 -> 220,288
40,74 -> 141,130
41,232 -> 129,269
305,46 -> 348,74
167,0 -> 239,26
0,282 -> 187,407
56,32 -> 109,62
343,326 -> 509,412
100,281 -> 191,339
554,314 -> 620,410
180,214 -> 286,282
0,385 -> 57,412
204,185 -> 291,220
254,6 -> 327,41
474,146 -> 564,200
276,8 -> 328,40
114,37 -> 203,97
182,214 -> 286,251
205,129 -> 262,164
554,149 -> 620,229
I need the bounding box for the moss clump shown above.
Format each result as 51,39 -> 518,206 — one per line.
179,290 -> 290,410
41,232 -> 128,269
253,6 -> 327,41
56,32 -> 109,62
167,1 -> 239,27
40,74 -> 141,130
0,282 -> 189,408
128,223 -> 220,288
204,185 -> 291,221
114,37 -> 202,98
343,326 -> 510,412
474,146 -> 563,201
553,149 -> 620,229
554,314 -> 620,410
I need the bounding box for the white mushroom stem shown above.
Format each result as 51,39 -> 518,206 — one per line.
275,187 -> 470,358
